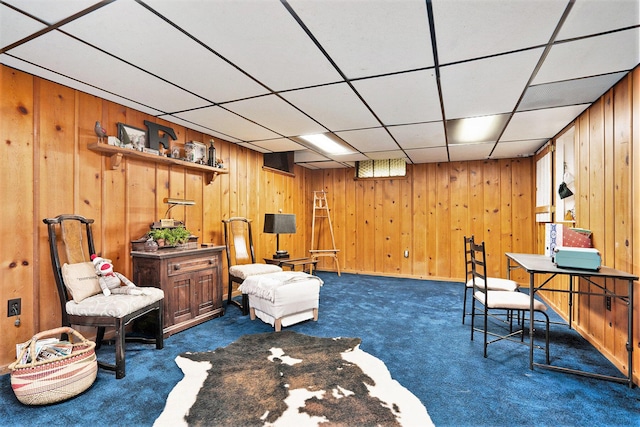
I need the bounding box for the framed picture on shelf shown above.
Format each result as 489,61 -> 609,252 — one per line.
185,141 -> 206,164
117,123 -> 147,151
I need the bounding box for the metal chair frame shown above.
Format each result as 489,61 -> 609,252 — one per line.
469,239 -> 550,363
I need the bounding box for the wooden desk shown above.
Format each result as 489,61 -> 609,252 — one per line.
264,257 -> 318,275
132,246 -> 225,336
506,252 -> 637,387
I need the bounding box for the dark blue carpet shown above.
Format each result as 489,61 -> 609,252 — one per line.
1,272 -> 638,426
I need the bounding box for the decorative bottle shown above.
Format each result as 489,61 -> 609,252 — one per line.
208,140 -> 216,167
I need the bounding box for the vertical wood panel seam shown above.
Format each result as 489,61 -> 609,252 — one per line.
32,77 -> 41,333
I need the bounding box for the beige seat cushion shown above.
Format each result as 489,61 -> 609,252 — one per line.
229,263 -> 282,280
466,277 -> 518,292
474,290 -> 547,311
65,288 -> 164,317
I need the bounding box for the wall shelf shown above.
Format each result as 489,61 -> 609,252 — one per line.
88,142 -> 228,184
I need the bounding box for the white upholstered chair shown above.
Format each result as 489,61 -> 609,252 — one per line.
222,217 -> 282,314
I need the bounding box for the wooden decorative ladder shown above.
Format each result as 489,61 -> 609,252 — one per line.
310,191 -> 340,275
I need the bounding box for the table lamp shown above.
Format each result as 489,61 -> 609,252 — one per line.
264,213 -> 296,259
161,198 -> 195,227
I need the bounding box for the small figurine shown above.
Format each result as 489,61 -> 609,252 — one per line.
94,121 -> 107,142
91,254 -> 152,296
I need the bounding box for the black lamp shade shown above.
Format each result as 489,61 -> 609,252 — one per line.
263,213 -> 296,234
264,213 -> 296,259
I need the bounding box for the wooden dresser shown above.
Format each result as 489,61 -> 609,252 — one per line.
131,245 -> 225,336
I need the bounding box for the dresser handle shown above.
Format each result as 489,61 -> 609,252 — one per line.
209,259 -> 215,264
173,264 -> 181,270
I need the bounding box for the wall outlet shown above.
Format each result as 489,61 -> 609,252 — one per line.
8,298 -> 21,317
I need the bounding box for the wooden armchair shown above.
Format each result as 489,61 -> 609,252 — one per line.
222,217 -> 282,315
43,214 -> 165,379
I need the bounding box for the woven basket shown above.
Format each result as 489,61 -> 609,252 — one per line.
8,327 -> 97,405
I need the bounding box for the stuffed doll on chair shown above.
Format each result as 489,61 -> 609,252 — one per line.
91,254 -> 152,296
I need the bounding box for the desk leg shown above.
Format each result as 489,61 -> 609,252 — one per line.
529,272 -> 535,370
568,274 -> 573,329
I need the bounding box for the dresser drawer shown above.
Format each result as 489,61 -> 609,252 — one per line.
167,256 -> 218,276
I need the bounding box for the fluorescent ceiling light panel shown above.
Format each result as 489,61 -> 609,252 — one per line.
300,133 -> 354,155
447,114 -> 509,145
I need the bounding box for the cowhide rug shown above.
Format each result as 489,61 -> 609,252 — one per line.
154,331 -> 433,427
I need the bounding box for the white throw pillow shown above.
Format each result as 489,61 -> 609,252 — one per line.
61,262 -> 102,303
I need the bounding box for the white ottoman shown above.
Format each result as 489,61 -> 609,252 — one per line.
239,271 -> 322,331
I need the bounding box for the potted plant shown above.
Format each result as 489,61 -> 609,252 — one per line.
148,226 -> 191,248
148,228 -> 169,247
170,226 -> 191,247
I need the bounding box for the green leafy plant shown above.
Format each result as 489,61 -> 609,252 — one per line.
148,226 -> 191,246
148,228 -> 166,240
169,226 -> 191,245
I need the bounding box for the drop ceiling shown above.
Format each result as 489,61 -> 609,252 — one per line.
1,0 -> 638,169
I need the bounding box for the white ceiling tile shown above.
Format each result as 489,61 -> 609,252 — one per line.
175,106 -> 280,141
0,6 -> 47,48
389,122 -> 446,149
0,54 -> 164,117
448,143 -> 493,162
224,95 -> 325,137
440,48 -> 544,119
405,147 -> 449,164
533,29 -> 640,85
7,31 -> 208,112
2,0 -> 101,24
432,0 -> 566,64
281,83 -> 379,131
249,138 -> 306,153
328,152 -> 370,163
365,150 -> 407,160
491,139 -> 547,159
145,0 -> 341,91
287,0 -> 434,78
519,72 -> 627,111
163,114 -> 242,143
294,150 -> 330,163
60,0 -> 268,104
558,0 -> 640,40
296,163 -> 321,170
237,142 -> 270,153
304,160 -> 349,169
501,104 -> 589,141
353,70 -> 441,125
336,128 -> 398,152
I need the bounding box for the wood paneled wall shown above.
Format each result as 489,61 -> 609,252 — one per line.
0,65 -> 309,370
533,67 -> 639,384
305,159 -> 534,283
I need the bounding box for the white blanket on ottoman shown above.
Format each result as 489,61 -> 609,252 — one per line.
239,271 -> 323,302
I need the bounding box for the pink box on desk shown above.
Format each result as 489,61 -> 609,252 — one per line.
545,224 -> 592,257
